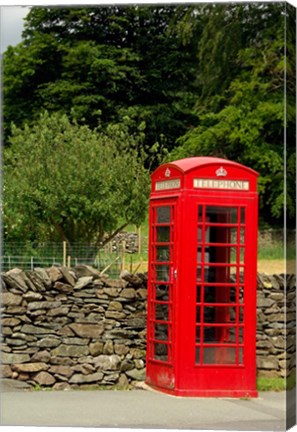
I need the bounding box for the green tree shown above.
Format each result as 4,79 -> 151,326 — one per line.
3,5 -> 199,155
3,111 -> 150,245
169,3 -> 295,225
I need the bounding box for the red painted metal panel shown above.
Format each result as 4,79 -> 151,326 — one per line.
146,157 -> 258,397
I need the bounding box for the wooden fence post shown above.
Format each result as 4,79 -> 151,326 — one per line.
130,254 -> 133,274
63,241 -> 67,267
138,227 -> 141,254
121,240 -> 126,271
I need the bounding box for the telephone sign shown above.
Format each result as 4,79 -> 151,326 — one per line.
146,157 -> 259,398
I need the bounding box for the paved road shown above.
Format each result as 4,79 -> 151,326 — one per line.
0,380 -> 295,430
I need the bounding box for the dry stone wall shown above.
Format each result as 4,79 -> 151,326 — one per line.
1,265 -> 147,390
0,265 -> 295,390
256,273 -> 295,378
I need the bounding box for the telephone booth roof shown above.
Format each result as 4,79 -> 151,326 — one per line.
159,157 -> 258,175
151,157 -> 259,195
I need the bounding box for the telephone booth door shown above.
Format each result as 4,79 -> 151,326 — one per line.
178,195 -> 258,397
146,198 -> 178,391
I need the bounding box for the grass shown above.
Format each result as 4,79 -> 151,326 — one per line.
258,245 -> 295,261
133,219 -> 295,261
257,375 -> 296,392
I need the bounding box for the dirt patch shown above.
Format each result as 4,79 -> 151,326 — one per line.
257,260 -> 295,275
133,260 -> 295,276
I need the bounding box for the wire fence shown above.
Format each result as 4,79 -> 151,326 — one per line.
1,229 -> 293,276
1,236 -> 149,278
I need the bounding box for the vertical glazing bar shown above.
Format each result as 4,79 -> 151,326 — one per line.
151,226 -> 156,361
235,207 -> 241,365
200,205 -> 206,365
169,204 -> 173,363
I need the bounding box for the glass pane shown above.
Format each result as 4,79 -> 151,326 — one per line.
204,326 -> 216,343
198,223 -> 211,244
157,206 -> 170,223
206,206 -> 238,224
238,327 -> 244,344
198,227 -> 202,242
154,343 -> 168,361
197,266 -> 217,283
197,250 -> 209,263
196,285 -> 201,303
203,306 -> 216,324
230,247 -> 245,263
204,285 -> 216,303
238,268 -> 245,283
204,286 -> 233,304
156,284 -> 170,301
240,228 -> 245,244
204,306 -> 237,324
154,323 -> 168,341
240,208 -> 245,224
203,347 -> 236,365
201,265 -> 240,283
156,226 -> 170,242
197,266 -> 202,281
198,205 -> 203,223
195,346 -> 201,364
239,286 -> 244,304
206,226 -> 238,244
156,246 -> 170,262
156,265 -> 169,282
238,348 -> 244,364
203,326 -> 237,344
230,248 -> 237,263
240,248 -> 245,263
155,303 -> 169,321
196,306 -> 201,323
208,246 -> 231,264
239,306 -> 244,323
196,326 -> 202,342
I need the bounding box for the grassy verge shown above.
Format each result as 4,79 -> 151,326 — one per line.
257,375 -> 296,391
258,245 -> 295,261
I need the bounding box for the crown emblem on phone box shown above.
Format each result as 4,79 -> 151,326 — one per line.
216,166 -> 227,177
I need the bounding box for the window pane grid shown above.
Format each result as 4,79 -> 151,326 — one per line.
149,204 -> 175,364
196,204 -> 246,366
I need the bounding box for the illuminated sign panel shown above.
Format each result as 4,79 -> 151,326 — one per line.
155,179 -> 181,191
194,178 -> 249,191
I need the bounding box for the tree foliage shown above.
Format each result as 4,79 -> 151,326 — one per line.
3,112 -> 150,244
3,5 -> 199,153
169,3 -> 296,224
3,3 -> 295,233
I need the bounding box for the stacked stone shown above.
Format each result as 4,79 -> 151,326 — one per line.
1,266 -> 295,390
1,265 -> 147,390
106,232 -> 139,254
256,273 -> 296,378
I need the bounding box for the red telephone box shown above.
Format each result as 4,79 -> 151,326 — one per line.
145,157 -> 259,397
